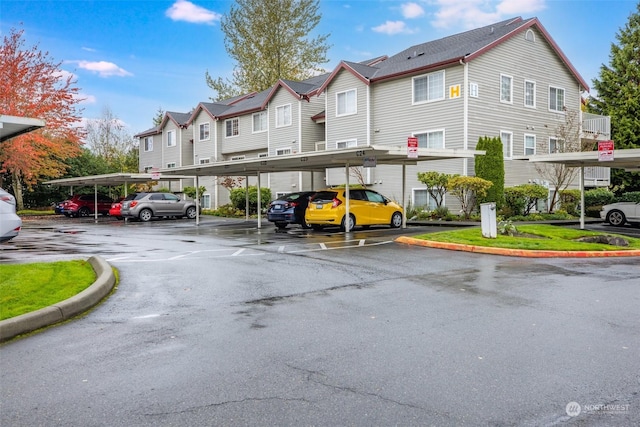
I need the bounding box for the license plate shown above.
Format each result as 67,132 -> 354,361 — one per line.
316,204 -> 323,209
274,205 -> 282,210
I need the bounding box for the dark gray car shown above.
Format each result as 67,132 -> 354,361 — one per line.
120,192 -> 198,222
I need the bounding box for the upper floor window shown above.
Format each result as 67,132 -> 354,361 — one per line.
524,134 -> 536,156
414,130 -> 444,149
166,162 -> 176,168
199,157 -> 210,164
231,155 -> 245,161
253,111 -> 267,133
525,29 -> 536,42
501,131 -> 513,159
469,82 -> 479,98
336,139 -> 357,149
225,118 -> 239,137
549,86 -> 565,112
276,104 -> 291,127
524,80 -> 536,108
413,70 -> 445,103
199,123 -> 210,141
144,137 -> 153,152
500,74 -> 513,103
166,130 -> 176,147
276,148 -> 291,156
336,89 -> 357,116
549,137 -> 565,153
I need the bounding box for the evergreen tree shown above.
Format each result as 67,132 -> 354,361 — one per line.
588,3 -> 640,192
205,0 -> 330,100
475,136 -> 505,209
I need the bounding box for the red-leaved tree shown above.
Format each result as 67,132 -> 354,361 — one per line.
0,27 -> 85,209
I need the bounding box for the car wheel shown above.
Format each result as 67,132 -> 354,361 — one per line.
311,225 -> 324,231
341,214 -> 355,232
78,207 -> 91,217
275,221 -> 288,230
390,211 -> 403,228
138,208 -> 153,222
606,210 -> 626,226
186,206 -> 197,219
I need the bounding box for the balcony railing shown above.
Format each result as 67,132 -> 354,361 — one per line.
584,166 -> 610,187
582,113 -> 611,141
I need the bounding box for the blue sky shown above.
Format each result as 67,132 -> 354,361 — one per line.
1,0 -> 635,137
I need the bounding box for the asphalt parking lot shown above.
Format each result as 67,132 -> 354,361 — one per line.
1,216 -> 639,426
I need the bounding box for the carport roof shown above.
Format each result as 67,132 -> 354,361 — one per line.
44,172 -> 195,187
521,148 -> 640,171
0,115 -> 46,142
160,145 -> 485,176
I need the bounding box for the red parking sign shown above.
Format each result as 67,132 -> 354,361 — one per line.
598,140 -> 614,161
407,136 -> 418,158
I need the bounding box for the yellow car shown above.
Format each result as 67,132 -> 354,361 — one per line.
305,188 -> 403,232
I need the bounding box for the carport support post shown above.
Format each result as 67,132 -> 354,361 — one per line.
256,172 -> 262,229
195,175 -> 200,226
245,176 -> 249,221
94,184 -> 98,221
402,163 -> 407,229
580,166 -> 585,230
345,162 -> 350,232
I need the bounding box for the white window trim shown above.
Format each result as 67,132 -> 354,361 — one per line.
231,155 -> 246,161
500,74 -> 513,104
412,129 -> 445,149
225,117 -> 239,138
144,137 -> 153,152
199,122 -> 210,141
336,139 -> 357,149
276,104 -> 292,128
276,148 -> 292,156
336,89 -> 357,117
258,152 -> 268,158
252,111 -> 268,133
500,130 -> 513,160
525,29 -> 536,42
166,130 -> 176,147
412,188 -> 440,211
524,134 -> 536,156
469,82 -> 479,98
549,137 -> 565,154
548,85 -> 566,113
166,162 -> 177,168
524,80 -> 536,108
412,70 -> 445,104
199,157 -> 211,164
144,166 -> 153,173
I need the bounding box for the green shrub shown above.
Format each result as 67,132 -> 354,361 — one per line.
229,186 -> 272,214
584,188 -> 615,207
618,191 -> 640,203
559,189 -> 581,216
475,136 -> 505,209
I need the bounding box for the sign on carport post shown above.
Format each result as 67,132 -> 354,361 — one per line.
407,136 -> 418,158
598,140 -> 614,162
151,167 -> 160,180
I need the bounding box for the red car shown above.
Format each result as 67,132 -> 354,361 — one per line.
62,194 -> 113,217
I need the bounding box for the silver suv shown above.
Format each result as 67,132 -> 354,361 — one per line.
1,188 -> 22,243
120,192 -> 198,222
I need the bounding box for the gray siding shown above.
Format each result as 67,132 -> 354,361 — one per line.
220,111 -> 267,154
138,134 -> 162,172
192,111 -> 217,164
269,88 -> 299,156
325,71 -> 369,149
300,93 -> 325,152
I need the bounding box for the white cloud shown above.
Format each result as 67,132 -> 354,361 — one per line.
82,46 -> 97,52
76,93 -> 97,104
430,0 -> 546,29
165,0 -> 221,24
76,60 -> 133,77
402,2 -> 425,19
372,20 -> 417,35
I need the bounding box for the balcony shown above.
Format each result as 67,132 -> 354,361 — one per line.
581,113 -> 611,187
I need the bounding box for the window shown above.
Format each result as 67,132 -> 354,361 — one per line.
253,111 -> 267,132
166,130 -> 176,147
202,194 -> 211,209
549,86 -> 565,112
336,89 -> 356,116
413,70 -> 445,103
276,104 -> 291,127
225,118 -> 239,137
166,162 -> 176,168
199,157 -> 210,164
258,152 -> 268,158
500,74 -> 512,103
276,148 -> 291,156
524,134 -> 536,156
525,29 -> 536,42
414,130 -> 444,149
413,189 -> 437,211
549,137 -> 565,153
231,155 -> 245,161
144,166 -> 153,173
144,137 -> 153,152
469,82 -> 479,98
336,139 -> 357,149
524,80 -> 536,108
501,131 -> 513,159
198,123 -> 210,141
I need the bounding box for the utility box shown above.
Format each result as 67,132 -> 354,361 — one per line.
481,202 -> 497,238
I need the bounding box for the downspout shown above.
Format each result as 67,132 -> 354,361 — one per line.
366,83 -> 372,185
461,58 -> 469,176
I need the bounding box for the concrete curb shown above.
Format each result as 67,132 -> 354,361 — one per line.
395,236 -> 640,258
0,255 -> 116,343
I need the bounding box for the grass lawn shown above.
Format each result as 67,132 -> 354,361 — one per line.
0,260 -> 96,321
412,224 -> 640,251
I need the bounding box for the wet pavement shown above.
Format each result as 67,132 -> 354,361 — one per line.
1,216 -> 639,426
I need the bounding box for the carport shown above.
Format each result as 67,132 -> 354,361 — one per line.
44,172 -> 196,221
524,148 -> 640,229
0,115 -> 46,142
160,144 -> 484,229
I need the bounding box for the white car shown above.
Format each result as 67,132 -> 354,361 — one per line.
600,201 -> 640,226
0,188 -> 22,243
